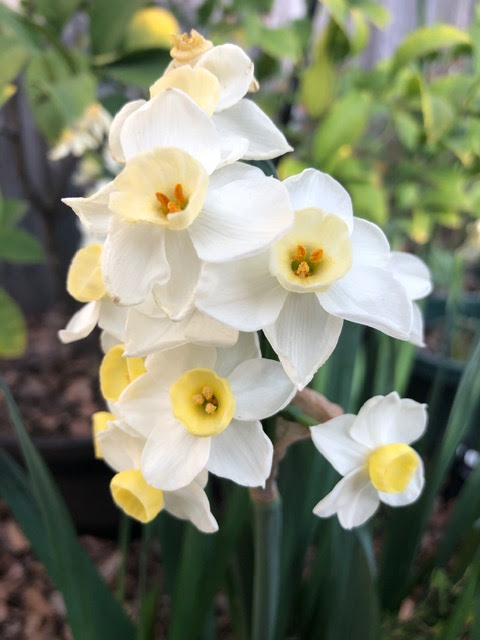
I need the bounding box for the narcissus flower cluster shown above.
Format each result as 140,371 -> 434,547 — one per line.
60,30 -> 431,532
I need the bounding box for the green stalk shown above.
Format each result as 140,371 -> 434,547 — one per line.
136,522 -> 153,637
251,492 -> 282,640
115,513 -> 132,603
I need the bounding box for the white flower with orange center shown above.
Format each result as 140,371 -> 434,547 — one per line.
197,169 -> 431,389
58,243 -> 127,344
114,334 -> 296,491
92,411 -> 217,532
65,152 -> 293,312
310,392 -> 427,529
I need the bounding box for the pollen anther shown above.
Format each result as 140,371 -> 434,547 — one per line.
294,245 -> 307,261
310,248 -> 324,263
203,386 -> 213,401
205,402 -> 217,414
295,261 -> 310,278
155,182 -> 189,216
192,394 -> 205,405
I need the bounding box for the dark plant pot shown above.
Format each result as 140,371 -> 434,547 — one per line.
407,292 -> 480,452
0,434 -> 122,538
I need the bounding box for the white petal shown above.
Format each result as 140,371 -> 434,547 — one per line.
145,343 -> 217,381
284,169 -> 353,233
142,420 -> 211,490
351,218 -> 390,268
207,419 -> 273,487
195,44 -> 254,111
214,332 -> 261,377
109,99 -> 145,162
58,301 -> 100,343
120,89 -> 220,174
196,253 -> 287,331
409,303 -> 425,347
98,422 -> 144,472
212,100 -> 292,160
102,218 -> 169,306
98,298 -> 128,342
350,392 -> 428,448
150,230 -> 200,320
189,172 -> 293,262
391,251 -> 432,300
318,265 -> 413,340
217,134 -> 250,168
124,310 -> 190,356
229,359 -> 295,420
63,181 -> 114,235
163,482 -> 218,533
184,311 -> 239,348
100,331 -> 119,353
264,293 -> 344,390
207,161 -> 264,189
378,456 -> 424,506
310,415 -> 369,476
313,468 -> 379,529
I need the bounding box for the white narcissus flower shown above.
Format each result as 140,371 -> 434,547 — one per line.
58,243 -> 127,344
109,32 -> 291,168
196,168 -> 431,389
114,333 -> 296,491
93,411 -> 217,532
65,146 -> 293,313
49,103 -> 112,161
310,392 -> 427,529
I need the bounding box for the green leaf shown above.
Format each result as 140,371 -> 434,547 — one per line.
0,34 -> 29,86
0,288 -> 26,357
392,25 -> 472,72
0,378 -> 136,640
0,196 -> 27,227
89,0 -> 146,56
348,181 -> 388,226
360,2 -> 390,29
98,49 -> 170,91
320,0 -> 349,28
313,92 -> 371,167
300,52 -> 336,117
420,88 -> 456,144
392,110 -> 421,151
33,0 -> 81,34
0,228 -> 45,263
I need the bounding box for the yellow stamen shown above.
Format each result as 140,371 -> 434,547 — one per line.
192,393 -> 205,405
203,386 -> 213,401
174,183 -> 186,205
205,402 -> 217,414
295,261 -> 310,278
310,248 -> 324,263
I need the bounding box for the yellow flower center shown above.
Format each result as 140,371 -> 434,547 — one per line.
155,182 -> 188,216
99,344 -> 146,402
110,470 -> 164,523
170,368 -> 236,437
270,208 -> 353,294
170,29 -> 213,62
367,443 -> 419,494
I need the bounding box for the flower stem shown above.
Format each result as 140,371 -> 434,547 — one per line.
116,512 -> 132,602
250,488 -> 282,640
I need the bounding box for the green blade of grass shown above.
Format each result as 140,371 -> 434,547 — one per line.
0,377 -> 135,640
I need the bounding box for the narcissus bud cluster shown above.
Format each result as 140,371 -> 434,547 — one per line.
60,30 -> 431,532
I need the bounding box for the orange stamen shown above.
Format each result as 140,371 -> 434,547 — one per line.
295,261 -> 310,278
167,202 -> 181,213
174,183 -> 186,205
294,245 -> 307,261
310,248 -> 324,263
155,192 -> 169,210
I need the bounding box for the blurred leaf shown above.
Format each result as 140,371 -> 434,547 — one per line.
301,52 -> 336,117
420,88 -> 455,144
320,0 -> 349,27
89,0 -> 146,56
25,51 -> 96,143
98,49 -> 170,91
0,196 -> 27,227
349,180 -> 388,226
0,83 -> 16,108
0,379 -> 136,640
392,110 -> 421,151
392,25 -> 472,72
0,288 -> 26,358
360,2 -> 390,29
409,208 -> 433,244
34,0 -> 81,33
0,34 -> 29,86
349,8 -> 370,54
313,92 -> 371,167
442,551 -> 480,640
0,227 -> 45,263
245,14 -> 302,62
277,156 -> 309,180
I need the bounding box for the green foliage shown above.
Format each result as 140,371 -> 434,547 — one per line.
392,25 -> 472,72
0,288 -> 27,357
0,379 -> 136,639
